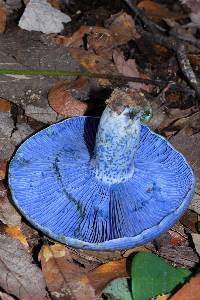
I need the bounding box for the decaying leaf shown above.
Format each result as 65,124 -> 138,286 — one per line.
0,183 -> 21,226
156,295 -> 170,300
122,245 -> 149,258
20,222 -> 40,251
47,0 -> 62,10
0,4 -> 7,33
87,27 -> 115,60
69,248 -> 122,272
170,130 -> 200,214
53,25 -> 96,48
152,232 -> 199,268
0,234 -> 46,300
55,11 -> 139,51
88,259 -> 128,295
113,50 -> 153,92
184,112 -> 200,135
170,274 -> 200,300
105,11 -> 140,44
0,291 -> 16,300
191,233 -> 200,256
137,0 -> 183,21
0,160 -> 7,180
10,123 -> 34,146
68,48 -> 117,75
39,244 -> 96,300
180,210 -> 198,233
0,98 -> 11,113
157,107 -> 197,133
168,230 -> 187,247
25,104 -> 58,124
0,111 -> 15,160
180,0 -> 200,27
4,225 -> 29,248
48,77 -> 91,117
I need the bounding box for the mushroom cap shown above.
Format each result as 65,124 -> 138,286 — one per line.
9,117 -> 195,250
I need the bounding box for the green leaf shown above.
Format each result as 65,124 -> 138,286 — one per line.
131,252 -> 191,300
102,278 -> 133,300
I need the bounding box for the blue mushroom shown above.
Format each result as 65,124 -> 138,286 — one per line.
9,89 -> 195,250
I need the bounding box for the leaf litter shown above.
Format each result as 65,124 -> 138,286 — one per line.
0,0 -> 200,299
0,234 -> 46,300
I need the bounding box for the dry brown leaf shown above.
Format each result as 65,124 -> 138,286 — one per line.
87,27 -> 115,59
4,225 -> 29,248
168,223 -> 188,247
180,210 -> 198,233
68,48 -> 117,75
0,234 -> 46,300
184,112 -> 200,135
0,291 -> 16,300
189,54 -> 200,67
0,98 -> 11,113
191,233 -> 200,256
105,11 -> 140,44
168,230 -> 187,247
157,107 -> 196,133
0,181 -> 6,197
171,222 -> 188,239
180,0 -> 200,27
122,245 -> 149,257
88,259 -> 128,295
21,222 -> 40,250
0,5 -> 6,33
54,25 -> 115,59
47,0 -> 62,9
70,248 -> 122,271
156,295 -> 170,300
64,248 -> 123,274
48,77 -> 91,116
54,15 -> 138,53
170,130 -> 200,214
39,244 -> 96,300
113,49 -> 152,92
0,183 -> 21,226
53,25 -> 94,48
170,275 -> 200,300
137,0 -> 183,21
152,232 -> 199,267
0,160 -> 7,180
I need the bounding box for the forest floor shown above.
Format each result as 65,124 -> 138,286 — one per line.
0,0 -> 200,299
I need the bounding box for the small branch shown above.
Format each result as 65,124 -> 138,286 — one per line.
122,0 -> 200,100
122,0 -> 166,33
169,27 -> 200,49
176,43 -> 200,100
140,31 -> 200,101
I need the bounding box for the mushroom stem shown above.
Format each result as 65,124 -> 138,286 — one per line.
90,106 -> 142,184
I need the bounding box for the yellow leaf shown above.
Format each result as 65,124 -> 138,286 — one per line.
156,295 -> 170,300
5,226 -> 28,248
41,244 -> 67,262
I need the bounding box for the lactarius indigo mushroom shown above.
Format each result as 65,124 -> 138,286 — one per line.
9,89 -> 195,250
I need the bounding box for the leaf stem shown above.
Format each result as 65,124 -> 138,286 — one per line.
0,68 -> 194,95
0,68 -> 165,86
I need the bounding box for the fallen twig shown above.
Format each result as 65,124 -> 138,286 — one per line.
176,43 -> 200,100
122,0 -> 200,101
122,0 -> 166,33
139,30 -> 200,101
